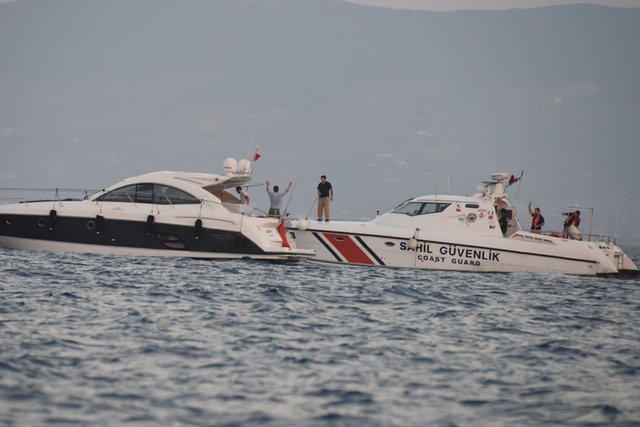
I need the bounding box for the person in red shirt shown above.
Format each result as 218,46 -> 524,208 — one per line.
563,210 -> 581,239
528,201 -> 545,233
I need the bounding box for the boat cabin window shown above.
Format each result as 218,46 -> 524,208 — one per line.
96,184 -> 200,205
391,201 -> 451,216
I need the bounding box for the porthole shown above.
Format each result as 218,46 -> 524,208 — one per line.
87,220 -> 96,230
37,219 -> 46,227
385,241 -> 395,247
335,237 -> 344,241
4,218 -> 11,225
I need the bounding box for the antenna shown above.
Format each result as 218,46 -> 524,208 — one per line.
282,181 -> 297,219
514,170 -> 524,205
522,103 -> 542,164
514,103 -> 541,204
249,120 -> 260,154
246,120 -> 261,175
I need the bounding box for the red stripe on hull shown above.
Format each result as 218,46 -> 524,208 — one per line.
323,233 -> 374,264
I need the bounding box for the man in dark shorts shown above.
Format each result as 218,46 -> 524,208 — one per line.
317,175 -> 333,222
265,180 -> 292,217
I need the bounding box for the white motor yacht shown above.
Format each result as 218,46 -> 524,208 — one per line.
0,158 -> 313,261
287,173 -> 637,277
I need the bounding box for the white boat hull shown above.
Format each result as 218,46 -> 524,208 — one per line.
287,221 -> 636,276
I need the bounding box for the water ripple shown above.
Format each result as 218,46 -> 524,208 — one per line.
0,248 -> 639,426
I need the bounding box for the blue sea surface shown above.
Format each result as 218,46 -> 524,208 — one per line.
1,247 -> 639,426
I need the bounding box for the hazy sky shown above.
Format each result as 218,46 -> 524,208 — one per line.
344,0 -> 640,10
1,0 -> 639,6
0,0 -> 638,8
1,0 -> 639,242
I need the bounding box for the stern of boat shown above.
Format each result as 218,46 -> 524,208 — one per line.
244,216 -> 315,261
592,242 -> 639,278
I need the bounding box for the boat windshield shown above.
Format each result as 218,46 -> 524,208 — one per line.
391,201 -> 451,216
96,184 -> 200,205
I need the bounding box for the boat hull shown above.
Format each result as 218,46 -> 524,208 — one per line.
0,208 -> 309,261
0,235 -> 296,260
287,222 -> 634,276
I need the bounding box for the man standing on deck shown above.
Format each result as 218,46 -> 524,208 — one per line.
236,186 -> 250,205
563,210 -> 581,239
528,201 -> 545,233
317,175 -> 333,222
265,180 -> 292,217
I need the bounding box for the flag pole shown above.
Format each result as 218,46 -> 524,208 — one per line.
514,170 -> 524,207
250,145 -> 260,176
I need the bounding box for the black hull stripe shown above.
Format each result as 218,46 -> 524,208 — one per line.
304,228 -> 597,265
312,232 -> 342,262
0,213 -> 266,255
354,235 -> 385,266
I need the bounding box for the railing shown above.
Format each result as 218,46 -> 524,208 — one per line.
0,187 -> 230,212
541,230 -> 616,245
0,188 -> 100,204
579,232 -> 616,244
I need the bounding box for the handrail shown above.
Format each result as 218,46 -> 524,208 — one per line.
0,187 -> 100,203
541,230 -> 616,244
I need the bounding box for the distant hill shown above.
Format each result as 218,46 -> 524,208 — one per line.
2,0 -> 638,98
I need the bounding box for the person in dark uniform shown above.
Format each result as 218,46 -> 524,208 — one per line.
499,208 -> 510,235
316,175 -> 333,222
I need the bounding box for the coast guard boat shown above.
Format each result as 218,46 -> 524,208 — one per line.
0,158 -> 313,261
287,173 -> 638,277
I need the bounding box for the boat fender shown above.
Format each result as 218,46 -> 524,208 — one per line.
48,209 -> 57,230
146,215 -> 155,234
95,215 -> 105,233
194,218 -> 203,238
408,238 -> 418,250
297,219 -> 309,231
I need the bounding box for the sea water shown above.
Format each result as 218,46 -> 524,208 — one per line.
1,247 -> 639,426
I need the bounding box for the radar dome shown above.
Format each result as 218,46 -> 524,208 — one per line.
223,158 -> 237,175
237,159 -> 252,174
